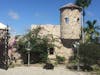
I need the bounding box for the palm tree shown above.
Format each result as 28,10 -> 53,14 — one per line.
84,20 -> 100,43
75,0 -> 91,16
75,0 -> 91,43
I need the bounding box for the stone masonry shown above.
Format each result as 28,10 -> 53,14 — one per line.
31,24 -> 73,63
31,3 -> 82,64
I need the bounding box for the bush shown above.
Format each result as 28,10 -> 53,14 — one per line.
43,63 -> 54,70
69,43 -> 100,71
91,65 -> 100,75
79,43 -> 100,66
56,55 -> 65,64
17,27 -> 56,64
92,65 -> 100,71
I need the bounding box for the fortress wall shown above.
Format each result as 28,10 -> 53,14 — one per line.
31,25 -> 73,63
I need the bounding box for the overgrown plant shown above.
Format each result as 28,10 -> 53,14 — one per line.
79,43 -> 100,67
17,26 -> 57,64
56,55 -> 66,64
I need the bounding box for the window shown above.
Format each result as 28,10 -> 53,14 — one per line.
77,18 -> 79,22
65,17 -> 69,23
49,48 -> 54,55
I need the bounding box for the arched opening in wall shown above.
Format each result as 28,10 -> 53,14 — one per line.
49,48 -> 54,55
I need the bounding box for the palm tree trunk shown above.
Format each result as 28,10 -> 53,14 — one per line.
81,8 -> 85,43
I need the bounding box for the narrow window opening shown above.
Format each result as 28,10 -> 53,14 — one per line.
49,48 -> 54,55
65,17 -> 69,23
77,18 -> 79,22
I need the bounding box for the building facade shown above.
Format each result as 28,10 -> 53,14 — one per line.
31,3 -> 82,64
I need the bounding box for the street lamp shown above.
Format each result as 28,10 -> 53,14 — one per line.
73,42 -> 80,71
26,41 -> 31,66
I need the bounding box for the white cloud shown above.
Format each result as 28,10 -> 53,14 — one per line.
8,10 -> 19,20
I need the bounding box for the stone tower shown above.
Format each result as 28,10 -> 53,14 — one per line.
60,3 -> 82,41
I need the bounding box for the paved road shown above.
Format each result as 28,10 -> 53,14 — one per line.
0,67 -> 90,75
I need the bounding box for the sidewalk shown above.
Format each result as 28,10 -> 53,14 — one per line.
0,66 -> 90,75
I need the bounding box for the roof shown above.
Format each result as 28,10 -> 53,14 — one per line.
0,22 -> 7,29
60,3 -> 82,10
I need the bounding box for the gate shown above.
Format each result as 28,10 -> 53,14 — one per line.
0,26 -> 9,70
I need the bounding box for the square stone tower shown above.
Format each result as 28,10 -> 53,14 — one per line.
60,3 -> 82,47
60,3 -> 82,41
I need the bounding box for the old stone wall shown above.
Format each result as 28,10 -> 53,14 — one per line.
31,25 -> 73,64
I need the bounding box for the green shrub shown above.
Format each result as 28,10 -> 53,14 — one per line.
79,43 -> 100,66
56,55 -> 65,64
92,65 -> 100,71
91,65 -> 100,75
43,63 -> 54,69
17,27 -> 57,64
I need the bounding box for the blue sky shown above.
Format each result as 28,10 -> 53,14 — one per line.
0,0 -> 100,35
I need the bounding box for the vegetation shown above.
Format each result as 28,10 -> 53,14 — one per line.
68,43 -> 100,71
75,0 -> 91,20
79,43 -> 100,66
75,0 -> 91,43
43,63 -> 54,69
75,0 -> 91,12
56,55 -> 66,64
78,43 -> 100,72
84,20 -> 100,43
17,26 -> 56,64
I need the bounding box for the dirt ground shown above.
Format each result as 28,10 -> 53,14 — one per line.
0,66 -> 90,75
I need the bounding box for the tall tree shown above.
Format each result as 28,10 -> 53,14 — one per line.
75,0 -> 91,43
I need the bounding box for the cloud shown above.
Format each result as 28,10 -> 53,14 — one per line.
8,10 -> 19,20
